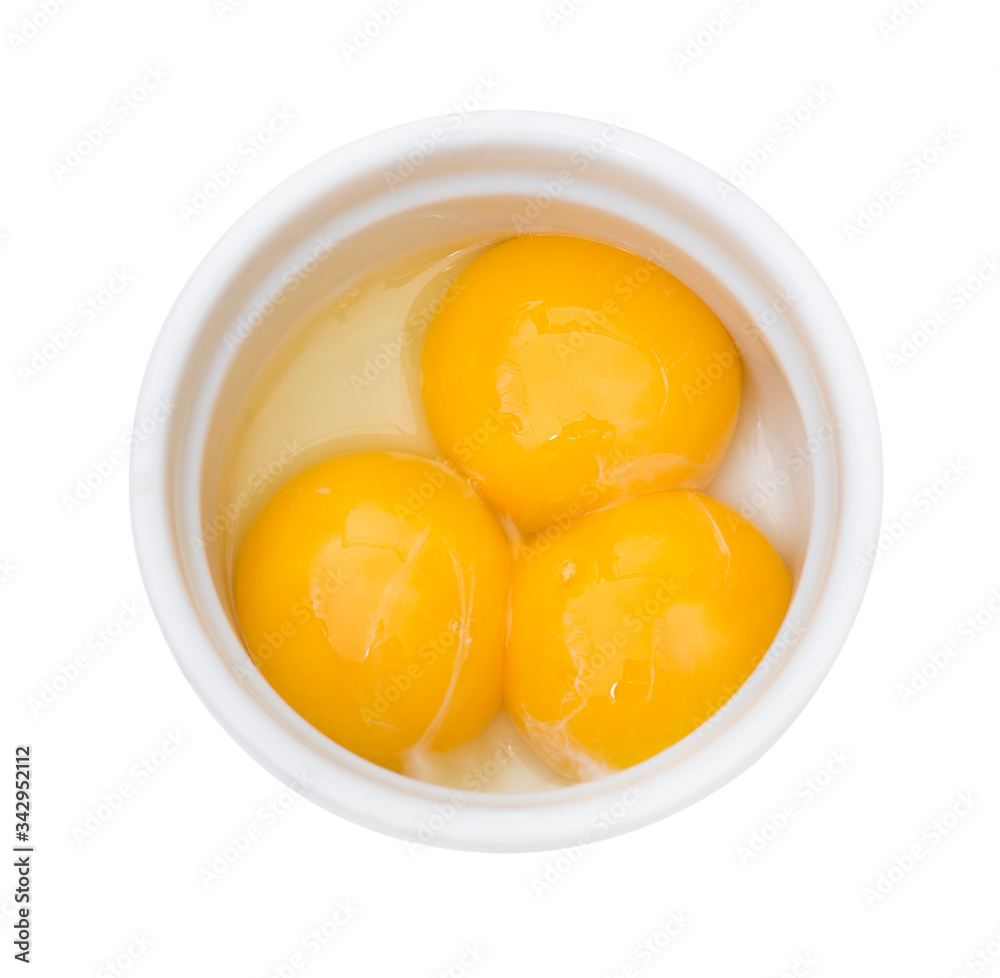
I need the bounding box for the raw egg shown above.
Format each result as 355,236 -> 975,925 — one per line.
421,235 -> 742,532
504,490 -> 792,780
232,452 -> 513,773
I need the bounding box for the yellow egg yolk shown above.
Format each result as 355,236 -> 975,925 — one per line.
421,235 -> 742,532
504,490 -> 792,781
232,452 -> 513,773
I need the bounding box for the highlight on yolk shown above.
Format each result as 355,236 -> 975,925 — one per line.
420,235 -> 742,532
503,490 -> 792,781
232,452 -> 513,774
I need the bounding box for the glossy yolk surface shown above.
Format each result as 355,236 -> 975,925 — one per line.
232,452 -> 513,773
421,235 -> 742,532
504,490 -> 792,781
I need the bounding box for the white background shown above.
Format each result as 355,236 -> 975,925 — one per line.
3,0 -> 1000,974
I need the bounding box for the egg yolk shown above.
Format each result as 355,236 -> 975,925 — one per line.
421,235 -> 742,532
232,452 -> 513,773
504,490 -> 792,781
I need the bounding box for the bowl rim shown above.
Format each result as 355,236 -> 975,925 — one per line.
130,109 -> 883,852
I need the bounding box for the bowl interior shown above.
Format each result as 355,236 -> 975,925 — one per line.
136,114 -> 862,850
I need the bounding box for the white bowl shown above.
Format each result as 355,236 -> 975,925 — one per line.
130,111 -> 882,852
